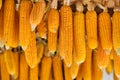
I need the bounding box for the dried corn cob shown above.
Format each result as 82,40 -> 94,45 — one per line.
30,0 -> 46,31
112,11 -> 120,55
40,56 -> 52,80
19,0 -> 32,50
4,50 -> 16,75
74,2 -> 86,64
86,2 -> 98,49
4,0 -> 15,48
76,65 -> 83,80
30,65 -> 38,80
25,31 -> 37,68
82,46 -> 92,80
106,60 -> 113,74
92,51 -> 103,80
52,55 -> 63,80
20,53 -> 29,80
0,0 -> 2,10
59,3 -> 73,67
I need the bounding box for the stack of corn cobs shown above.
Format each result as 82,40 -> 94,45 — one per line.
0,0 -> 120,80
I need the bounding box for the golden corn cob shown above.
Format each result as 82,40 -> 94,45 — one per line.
82,46 -> 92,80
4,0 -> 15,48
59,5 -> 73,67
48,31 -> 58,54
30,65 -> 38,80
98,11 -> 112,53
52,55 -> 63,80
0,0 -> 2,10
20,53 -> 29,80
4,50 -> 16,75
48,9 -> 59,33
92,51 -> 103,80
25,31 -> 37,68
63,63 -> 72,80
112,11 -> 120,55
30,0 -> 46,31
76,65 -> 83,80
19,0 -> 32,50
106,60 -> 113,74
37,21 -> 47,39
74,11 -> 86,64
40,56 -> 52,80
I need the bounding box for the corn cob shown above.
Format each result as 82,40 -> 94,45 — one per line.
4,0 -> 15,48
82,46 -> 92,80
76,65 -> 83,80
30,65 -> 38,80
52,55 -> 63,80
20,53 -> 29,80
98,11 -> 112,53
86,2 -> 98,49
74,2 -> 86,64
106,60 -> 113,74
40,56 -> 52,80
92,51 -> 103,80
113,49 -> 120,77
0,0 -> 2,10
37,21 -> 47,39
4,50 -> 16,75
63,63 -> 72,80
30,0 -> 46,31
112,11 -> 120,55
59,4 -> 73,67
19,0 -> 32,50
0,53 -> 10,80
110,49 -> 114,60
25,31 -> 37,68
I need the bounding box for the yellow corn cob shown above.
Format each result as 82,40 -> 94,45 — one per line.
4,50 -> 16,75
30,65 -> 38,80
40,56 -> 52,80
20,53 -> 29,80
37,41 -> 44,64
112,11 -> 120,55
106,60 -> 113,74
19,0 -> 32,50
74,11 -> 86,64
37,21 -> 47,39
25,31 -> 37,68
0,53 -> 10,80
0,0 -> 2,9
82,46 -> 92,80
63,63 -> 72,80
4,0 -> 15,48
30,0 -> 46,31
48,31 -> 57,54
76,65 -> 83,80
98,11 -> 112,53
110,49 -> 114,60
113,50 -> 120,77
92,51 -> 103,80
59,5 -> 73,67
86,10 -> 98,49
48,9 -> 59,33
52,55 -> 63,80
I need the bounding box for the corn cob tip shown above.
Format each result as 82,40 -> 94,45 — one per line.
5,46 -> 10,50
22,46 -> 27,51
105,49 -> 111,55
16,4 -> 20,11
76,60 -> 85,65
31,25 -> 36,31
0,41 -> 4,48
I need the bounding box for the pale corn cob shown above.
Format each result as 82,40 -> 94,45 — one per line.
98,11 -> 112,53
92,51 -> 103,80
113,50 -> 120,77
86,2 -> 98,49
30,0 -> 46,31
20,53 -> 29,80
106,60 -> 113,74
37,21 -> 47,39
82,46 -> 92,80
30,65 -> 38,80
59,5 -> 73,67
52,55 -> 63,80
76,65 -> 83,80
4,50 -> 16,75
63,63 -> 72,80
0,53 -> 10,80
25,31 -> 37,68
0,0 -> 2,10
48,31 -> 58,54
4,0 -> 15,48
40,56 -> 52,80
74,2 -> 86,64
19,0 -> 32,50
112,11 -> 120,55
